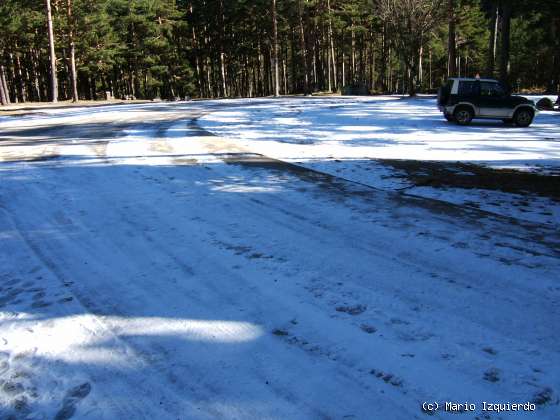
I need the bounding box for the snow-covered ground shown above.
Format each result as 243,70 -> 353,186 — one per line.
0,100 -> 559,419
199,96 -> 560,226
199,95 -> 560,169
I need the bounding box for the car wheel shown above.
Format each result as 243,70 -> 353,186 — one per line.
513,108 -> 534,127
454,107 -> 473,125
444,113 -> 454,122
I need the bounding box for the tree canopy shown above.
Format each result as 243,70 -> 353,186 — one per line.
0,0 -> 558,104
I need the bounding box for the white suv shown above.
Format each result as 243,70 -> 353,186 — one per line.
437,78 -> 538,127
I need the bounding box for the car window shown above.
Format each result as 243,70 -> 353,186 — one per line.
458,81 -> 478,96
480,82 -> 504,97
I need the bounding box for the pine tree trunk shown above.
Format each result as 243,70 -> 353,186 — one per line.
499,1 -> 512,87
447,0 -> 457,77
327,32 -> 332,92
312,42 -> 317,89
205,56 -> 212,97
0,65 -> 11,105
14,49 -> 27,102
342,50 -> 346,87
46,0 -> 58,102
0,83 -> 6,106
30,48 -> 42,101
7,53 -> 18,103
298,0 -> 310,94
283,54 -> 288,94
487,3 -> 499,77
351,21 -> 356,83
0,65 -> 8,106
67,0 -> 78,102
408,62 -> 417,97
219,0 -> 227,97
371,37 -> 376,91
380,24 -> 388,92
548,16 -> 560,93
418,44 -> 423,88
327,0 -> 337,90
272,0 -> 280,96
189,4 -> 203,98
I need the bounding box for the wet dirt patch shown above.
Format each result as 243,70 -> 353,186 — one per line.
0,153 -> 61,163
173,158 -> 199,165
378,159 -> 560,200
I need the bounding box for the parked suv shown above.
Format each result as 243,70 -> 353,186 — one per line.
438,78 -> 538,127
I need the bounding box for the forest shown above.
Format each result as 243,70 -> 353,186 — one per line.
0,0 -> 559,105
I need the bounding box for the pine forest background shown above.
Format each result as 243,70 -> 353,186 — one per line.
0,0 -> 559,105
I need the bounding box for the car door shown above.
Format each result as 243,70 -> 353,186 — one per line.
479,82 -> 508,117
457,80 -> 480,114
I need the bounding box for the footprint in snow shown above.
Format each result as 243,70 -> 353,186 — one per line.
531,387 -> 554,406
335,304 -> 367,315
483,368 -> 500,383
55,382 -> 92,420
360,324 -> 377,334
482,347 -> 498,355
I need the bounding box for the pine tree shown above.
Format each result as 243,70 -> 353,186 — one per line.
45,0 -> 58,102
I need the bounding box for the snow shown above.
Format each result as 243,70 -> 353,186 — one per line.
0,100 -> 559,419
199,96 -> 560,226
199,96 -> 560,168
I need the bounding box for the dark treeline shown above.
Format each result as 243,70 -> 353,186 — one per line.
0,0 -> 559,105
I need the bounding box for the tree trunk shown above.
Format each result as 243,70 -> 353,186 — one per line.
7,53 -> 18,103
380,24 -> 387,92
406,39 -> 421,97
408,63 -> 417,96
67,0 -> 78,102
272,0 -> 280,96
447,0 -> 457,77
327,29 -> 332,92
14,49 -> 27,102
486,3 -> 499,77
351,20 -> 356,82
0,65 -> 8,106
31,48 -> 42,101
46,0 -> 58,102
219,0 -> 227,97
418,44 -> 423,88
499,1 -> 512,87
298,0 -> 310,94
429,48 -> 433,90
0,65 -> 11,105
0,83 -> 7,106
327,0 -> 337,90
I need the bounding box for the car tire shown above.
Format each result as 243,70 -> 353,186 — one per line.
454,107 -> 474,126
513,108 -> 534,127
444,113 -> 455,122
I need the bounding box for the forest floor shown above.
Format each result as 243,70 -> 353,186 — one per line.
0,98 -> 559,419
